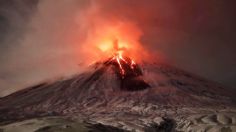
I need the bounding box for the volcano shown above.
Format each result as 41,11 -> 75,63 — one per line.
0,55 -> 236,131
1,38 -> 236,132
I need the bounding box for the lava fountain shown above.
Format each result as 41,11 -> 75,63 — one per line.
102,38 -> 150,91
81,21 -> 150,90
109,39 -> 137,78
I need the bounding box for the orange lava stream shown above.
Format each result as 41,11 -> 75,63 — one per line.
131,60 -> 136,69
111,50 -> 136,78
99,38 -> 138,77
116,56 -> 125,76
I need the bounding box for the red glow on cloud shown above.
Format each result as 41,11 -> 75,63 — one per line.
80,20 -> 149,66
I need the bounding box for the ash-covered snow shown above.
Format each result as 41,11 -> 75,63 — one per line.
0,60 -> 235,131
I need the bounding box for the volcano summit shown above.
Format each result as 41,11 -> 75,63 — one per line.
0,41 -> 236,132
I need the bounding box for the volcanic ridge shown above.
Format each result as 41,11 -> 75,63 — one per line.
0,41 -> 236,131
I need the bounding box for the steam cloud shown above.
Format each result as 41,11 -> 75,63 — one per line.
0,0 -> 236,97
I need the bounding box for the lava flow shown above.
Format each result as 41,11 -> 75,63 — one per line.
100,38 -> 150,91
108,39 -> 139,78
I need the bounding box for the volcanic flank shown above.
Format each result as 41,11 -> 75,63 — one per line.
0,40 -> 236,131
104,56 -> 150,91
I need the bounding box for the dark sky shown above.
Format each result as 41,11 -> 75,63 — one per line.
0,0 -> 236,96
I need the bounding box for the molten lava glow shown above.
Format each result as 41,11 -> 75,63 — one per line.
109,39 -> 138,77
88,21 -> 147,77
131,60 -> 136,69
80,20 -> 150,66
114,52 -> 125,76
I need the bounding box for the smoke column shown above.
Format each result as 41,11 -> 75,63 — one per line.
1,0 -> 236,97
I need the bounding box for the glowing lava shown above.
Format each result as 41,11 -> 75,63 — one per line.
101,39 -> 149,91
109,39 -> 138,78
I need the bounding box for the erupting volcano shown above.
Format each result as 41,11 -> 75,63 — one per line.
108,38 -> 138,77
0,38 -> 236,131
103,39 -> 150,91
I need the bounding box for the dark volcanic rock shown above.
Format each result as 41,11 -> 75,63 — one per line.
0,60 -> 236,131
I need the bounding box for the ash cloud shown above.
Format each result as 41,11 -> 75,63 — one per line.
0,0 -> 236,96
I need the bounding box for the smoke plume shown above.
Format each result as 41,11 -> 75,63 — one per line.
1,0 -> 236,97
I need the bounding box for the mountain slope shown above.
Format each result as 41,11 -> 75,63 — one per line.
0,58 -> 235,131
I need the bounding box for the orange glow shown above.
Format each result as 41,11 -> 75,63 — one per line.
78,20 -> 151,77
115,52 -> 125,76
80,20 -> 150,65
107,39 -> 138,77
131,60 -> 136,69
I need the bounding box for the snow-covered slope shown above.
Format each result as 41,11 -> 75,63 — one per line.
0,58 -> 235,131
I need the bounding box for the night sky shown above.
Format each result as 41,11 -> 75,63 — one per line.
0,0 -> 236,97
